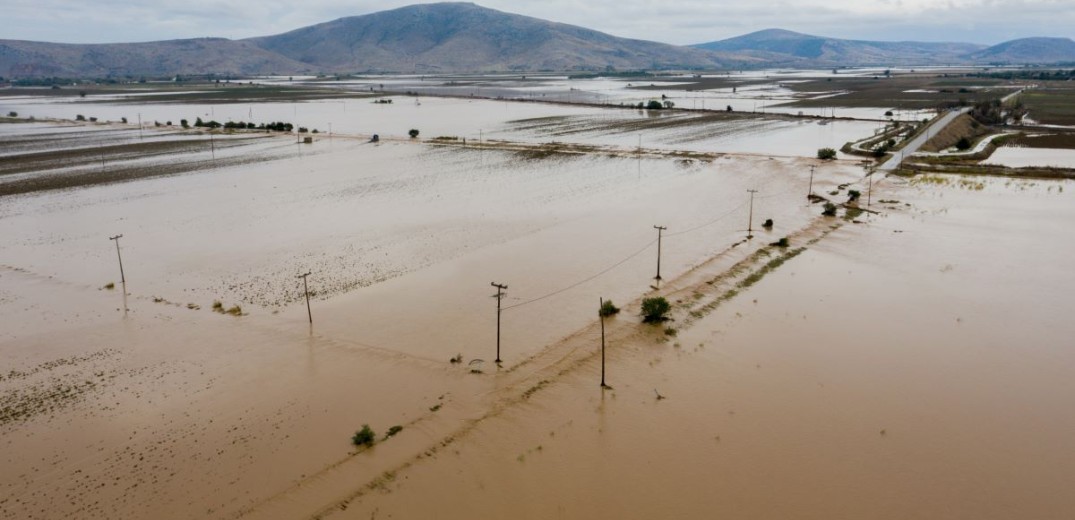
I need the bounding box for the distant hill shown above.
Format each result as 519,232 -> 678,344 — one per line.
693,29 -> 985,66
0,38 -> 312,78
967,37 -> 1075,64
2,3 -> 1074,79
246,2 -> 742,72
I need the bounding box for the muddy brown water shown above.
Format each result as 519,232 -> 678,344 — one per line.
2,112 -> 1072,519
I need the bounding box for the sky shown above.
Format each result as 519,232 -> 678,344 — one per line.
2,0 -> 1073,46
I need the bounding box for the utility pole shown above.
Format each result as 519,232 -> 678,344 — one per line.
746,189 -> 758,239
807,165 -> 816,199
298,272 -> 312,324
867,169 -> 874,209
491,282 -> 508,363
653,225 -> 666,280
599,297 -> 609,388
109,234 -> 126,284
137,113 -> 143,140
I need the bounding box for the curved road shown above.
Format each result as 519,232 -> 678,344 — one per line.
878,107 -> 971,172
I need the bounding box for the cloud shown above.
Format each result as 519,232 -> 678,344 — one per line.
1,0 -> 1071,45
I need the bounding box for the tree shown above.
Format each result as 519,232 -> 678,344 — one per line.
352,425 -> 376,446
646,100 -> 663,110
822,202 -> 838,216
409,129 -> 420,138
599,300 -> 620,318
817,148 -> 837,160
956,137 -> 972,150
663,100 -> 675,109
180,119 -> 188,128
641,297 -> 671,323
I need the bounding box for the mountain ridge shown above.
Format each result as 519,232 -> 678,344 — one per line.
1,3 -> 1074,79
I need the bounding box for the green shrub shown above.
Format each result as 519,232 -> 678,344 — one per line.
848,189 -> 861,202
646,100 -> 663,110
352,424 -> 376,446
641,297 -> 671,323
7,111 -> 17,117
762,218 -> 773,229
770,237 -> 789,247
384,425 -> 403,440
599,300 -> 620,317
822,202 -> 838,216
956,137 -> 972,150
409,128 -> 420,138
817,147 -> 837,160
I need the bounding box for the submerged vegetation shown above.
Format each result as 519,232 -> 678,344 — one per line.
641,297 -> 671,323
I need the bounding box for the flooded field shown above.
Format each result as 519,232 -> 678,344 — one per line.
986,146 -> 1075,168
2,85 -> 1073,519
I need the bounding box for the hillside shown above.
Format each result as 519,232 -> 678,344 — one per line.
246,2 -> 742,72
0,38 -> 312,78
693,29 -> 985,66
968,37 -> 1075,64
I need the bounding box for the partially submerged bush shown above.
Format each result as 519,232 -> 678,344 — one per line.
822,202 -> 838,216
408,128 -> 420,138
641,297 -> 671,323
762,218 -> 773,229
352,424 -> 376,446
817,147 -> 837,160
848,189 -> 861,202
599,300 -> 620,317
956,137 -> 972,150
383,425 -> 403,440
770,237 -> 790,247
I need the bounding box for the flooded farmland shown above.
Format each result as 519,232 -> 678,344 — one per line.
2,86 -> 1074,520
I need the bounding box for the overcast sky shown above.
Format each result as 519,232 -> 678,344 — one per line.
3,0 -> 1073,46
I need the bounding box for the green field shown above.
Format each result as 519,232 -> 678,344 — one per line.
1020,87 -> 1075,126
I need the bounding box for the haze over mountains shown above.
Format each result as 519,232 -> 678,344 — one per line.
1,2 -> 1073,78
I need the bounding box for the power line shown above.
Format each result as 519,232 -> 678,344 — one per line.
502,238 -> 657,311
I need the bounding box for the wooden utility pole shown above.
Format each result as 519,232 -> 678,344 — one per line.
137,113 -> 143,140
653,225 -> 667,280
298,272 -> 312,324
109,234 -> 125,283
807,165 -> 816,198
746,189 -> 759,239
491,282 -> 508,363
600,297 -> 609,388
867,170 -> 874,208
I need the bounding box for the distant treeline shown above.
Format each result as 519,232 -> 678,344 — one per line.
971,69 -> 1075,80
191,117 -> 294,132
567,71 -> 655,80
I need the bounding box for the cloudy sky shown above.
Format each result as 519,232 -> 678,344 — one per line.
3,0 -> 1072,45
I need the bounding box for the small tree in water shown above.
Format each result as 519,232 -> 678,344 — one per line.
641,297 -> 671,323
409,129 -> 420,138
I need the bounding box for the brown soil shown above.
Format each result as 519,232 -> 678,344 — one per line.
919,114 -> 990,152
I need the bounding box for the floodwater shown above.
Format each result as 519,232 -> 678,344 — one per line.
985,146 -> 1075,168
3,94 -> 1072,519
301,174 -> 1075,520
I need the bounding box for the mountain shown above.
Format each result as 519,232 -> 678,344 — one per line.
693,29 -> 986,66
0,38 -> 312,78
1,3 -> 1073,79
246,2 -> 741,72
967,37 -> 1075,64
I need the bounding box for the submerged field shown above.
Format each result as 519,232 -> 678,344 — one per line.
2,83 -> 1074,519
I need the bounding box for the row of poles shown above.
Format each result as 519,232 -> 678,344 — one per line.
104,164 -> 873,388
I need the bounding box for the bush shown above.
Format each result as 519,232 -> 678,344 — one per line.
956,137 -> 972,150
599,300 -> 620,317
7,111 -> 17,117
848,189 -> 861,202
822,202 -> 838,216
352,424 -> 376,446
75,114 -> 86,121
817,147 -> 837,160
646,100 -> 664,110
121,117 -> 128,124
770,237 -> 790,247
180,119 -> 188,128
762,218 -> 773,229
409,128 -> 420,138
641,297 -> 671,323
383,425 -> 403,440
